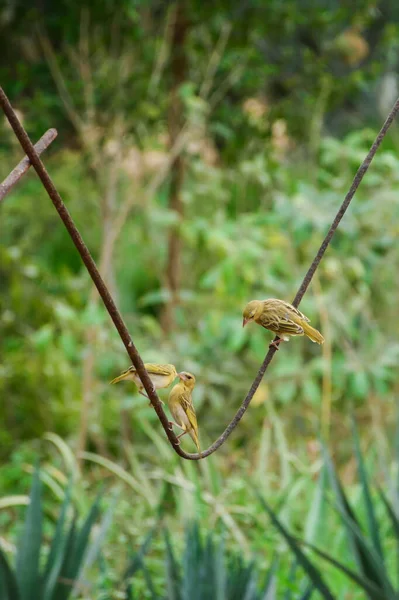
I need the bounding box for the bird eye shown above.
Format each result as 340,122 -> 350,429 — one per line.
186,375 -> 192,379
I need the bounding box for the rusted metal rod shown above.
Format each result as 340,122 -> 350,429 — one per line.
0,128 -> 58,202
0,86 -> 187,459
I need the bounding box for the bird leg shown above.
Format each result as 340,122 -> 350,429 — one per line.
269,338 -> 284,351
168,421 -> 185,431
176,430 -> 188,440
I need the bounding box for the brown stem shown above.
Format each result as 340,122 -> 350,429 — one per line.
161,2 -> 188,334
0,129 -> 57,202
1,85 -> 398,461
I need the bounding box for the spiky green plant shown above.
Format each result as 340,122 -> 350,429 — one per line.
118,522 -> 313,599
261,423 -> 399,599
0,467 -> 105,600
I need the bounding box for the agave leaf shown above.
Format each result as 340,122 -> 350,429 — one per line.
258,494 -> 335,600
77,491 -> 118,580
284,559 -> 298,600
123,527 -> 157,587
352,420 -> 383,559
214,536 -> 226,600
322,445 -> 391,593
53,495 -> 101,600
304,467 -> 326,544
241,568 -> 258,600
0,548 -> 20,600
226,555 -> 256,600
53,515 -> 78,600
299,585 -> 314,600
261,556 -> 278,600
330,494 -> 395,597
67,493 -> 102,590
141,560 -> 158,600
164,529 -> 181,600
16,465 -> 42,600
299,538 -> 386,600
376,487 -> 399,594
262,573 -> 277,599
182,522 -> 201,600
42,482 -> 72,600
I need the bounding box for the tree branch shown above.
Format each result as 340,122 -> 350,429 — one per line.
1,84 -> 398,461
0,128 -> 57,202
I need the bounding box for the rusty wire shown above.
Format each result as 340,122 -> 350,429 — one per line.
0,128 -> 57,202
1,84 -> 398,460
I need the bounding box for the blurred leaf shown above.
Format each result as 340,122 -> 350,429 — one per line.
16,466 -> 42,600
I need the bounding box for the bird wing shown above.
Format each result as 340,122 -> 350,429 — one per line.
180,391 -> 198,433
145,363 -> 175,376
275,317 -> 305,335
275,300 -> 310,323
264,298 -> 310,323
258,308 -> 304,335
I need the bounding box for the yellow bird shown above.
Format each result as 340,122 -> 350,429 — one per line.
110,363 -> 178,404
168,372 -> 200,453
242,298 -> 324,350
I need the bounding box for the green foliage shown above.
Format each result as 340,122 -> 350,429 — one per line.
262,426 -> 399,599
117,523 -> 313,600
0,467 -> 103,600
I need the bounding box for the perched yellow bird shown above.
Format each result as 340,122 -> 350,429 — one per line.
110,363 -> 178,404
167,372 -> 200,453
242,298 -> 324,349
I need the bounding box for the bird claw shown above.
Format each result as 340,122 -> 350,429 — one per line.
168,421 -> 174,430
269,339 -> 283,351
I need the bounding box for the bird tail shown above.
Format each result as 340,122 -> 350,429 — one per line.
189,428 -> 201,455
110,371 -> 131,384
302,322 -> 324,344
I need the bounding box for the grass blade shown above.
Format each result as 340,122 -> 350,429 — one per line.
123,527 -> 157,588
304,467 -> 326,544
53,515 -> 78,600
352,420 -> 383,559
261,555 -> 278,600
258,494 -> 335,600
16,465 -> 42,600
78,492 -> 118,579
330,493 -> 395,597
68,494 -> 102,589
300,538 -> 386,600
299,585 -> 314,600
322,445 -> 390,592
164,529 -> 181,600
0,548 -> 20,600
214,536 -> 226,600
42,482 -> 72,600
54,495 -> 101,600
182,522 -> 201,600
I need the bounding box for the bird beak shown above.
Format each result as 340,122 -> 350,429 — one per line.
178,372 -> 186,381
110,373 -> 128,385
242,317 -> 248,328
